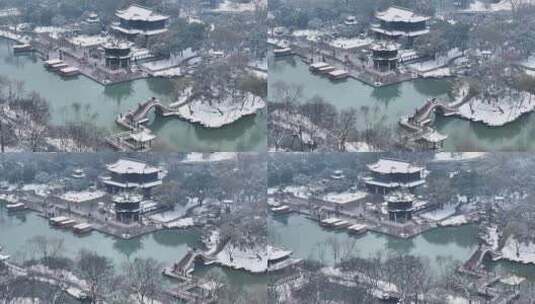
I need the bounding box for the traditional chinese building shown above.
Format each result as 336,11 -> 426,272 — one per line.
364,158 -> 426,194
113,192 -> 142,224
71,168 -> 86,179
385,190 -> 415,223
371,42 -> 400,72
81,12 -> 102,35
111,4 -> 169,41
101,159 -> 164,198
370,6 -> 430,45
102,40 -> 133,69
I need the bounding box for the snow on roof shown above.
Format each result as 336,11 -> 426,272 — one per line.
129,130 -> 156,143
421,130 -> 448,143
107,159 -> 160,175
73,223 -> 92,230
0,8 -> 20,18
368,158 -> 424,174
376,6 -> 430,23
116,5 -> 169,22
113,192 -> 143,203
385,191 -> 416,203
370,41 -> 400,52
329,69 -> 348,76
310,62 -> 330,69
60,67 -> 79,73
102,40 -> 133,50
348,224 -> 367,230
45,59 -> 63,65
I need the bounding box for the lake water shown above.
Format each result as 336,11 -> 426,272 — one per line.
0,38 -> 266,152
269,56 -> 535,151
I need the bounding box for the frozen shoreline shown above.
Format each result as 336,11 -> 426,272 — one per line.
454,91 -> 535,127
174,92 -> 265,128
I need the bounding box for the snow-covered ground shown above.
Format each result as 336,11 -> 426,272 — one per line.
433,152 -> 486,162
149,198 -> 198,223
141,49 -> 196,72
181,152 -> 237,163
0,29 -> 30,44
211,0 -> 263,12
439,214 -> 468,227
328,37 -> 372,50
151,67 -> 182,77
519,54 -> 535,70
67,35 -> 108,47
60,190 -> 105,203
462,0 -> 535,13
164,217 -> 194,228
291,29 -> 325,42
204,230 -> 221,256
484,225 -> 500,251
421,67 -> 451,78
455,91 -> 535,127
214,243 -> 293,273
448,82 -> 470,108
33,26 -> 71,39
446,296 -> 471,304
322,191 -> 367,205
344,141 -> 374,152
282,185 -> 311,199
321,267 -> 399,295
420,203 -> 458,221
500,275 -> 526,286
271,109 -> 328,146
500,236 -> 535,264
21,184 -> 53,197
175,92 -> 265,128
406,48 -> 462,73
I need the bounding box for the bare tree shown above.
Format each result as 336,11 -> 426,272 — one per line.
77,250 -> 115,303
122,258 -> 164,304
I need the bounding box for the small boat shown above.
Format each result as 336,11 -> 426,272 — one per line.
271,205 -> 292,214
332,220 -> 351,229
72,223 -> 93,234
273,47 -> 293,57
6,202 -> 26,212
317,65 -> 336,74
13,43 -> 33,53
58,66 -> 80,77
320,217 -> 342,227
328,69 -> 349,80
347,224 -> 368,235
58,219 -> 77,228
309,62 -> 330,72
49,216 -> 70,226
49,62 -> 69,71
44,59 -> 63,68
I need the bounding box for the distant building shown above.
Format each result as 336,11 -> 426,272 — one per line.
364,158 -> 426,194
331,170 -> 345,180
385,190 -> 415,223
111,4 -> 169,41
113,192 -> 142,224
101,159 -> 164,198
103,40 -> 133,69
72,168 -> 86,179
370,6 -> 430,45
81,12 -> 102,35
0,8 -> 21,19
344,15 -> 358,26
371,42 -> 400,72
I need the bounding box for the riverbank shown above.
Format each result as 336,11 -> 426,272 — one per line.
0,203 -> 272,299
270,55 -> 535,151
0,37 -> 266,152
